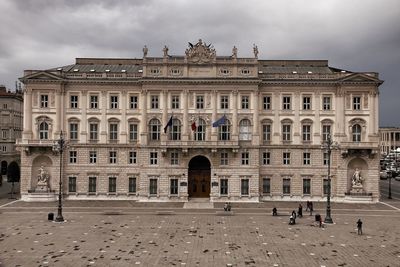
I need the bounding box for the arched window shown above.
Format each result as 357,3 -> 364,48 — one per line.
169,119 -> 181,140
194,119 -> 206,141
218,119 -> 231,141
39,122 -> 49,140
352,124 -> 362,142
239,119 -> 252,141
149,118 -> 161,141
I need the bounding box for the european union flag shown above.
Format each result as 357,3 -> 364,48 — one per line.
164,116 -> 173,133
212,115 -> 226,127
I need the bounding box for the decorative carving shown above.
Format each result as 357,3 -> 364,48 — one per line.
364,94 -> 368,109
345,94 -> 350,109
352,168 -> 363,186
185,39 -> 216,64
35,165 -> 50,192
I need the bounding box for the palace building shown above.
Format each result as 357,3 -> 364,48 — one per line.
17,40 -> 383,202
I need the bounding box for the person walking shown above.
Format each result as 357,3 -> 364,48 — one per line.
272,207 -> 278,216
291,210 -> 297,220
309,201 -> 314,216
357,219 -> 363,235
306,200 -> 310,211
298,204 -> 303,218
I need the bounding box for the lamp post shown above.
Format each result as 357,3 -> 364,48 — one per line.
53,131 -> 66,222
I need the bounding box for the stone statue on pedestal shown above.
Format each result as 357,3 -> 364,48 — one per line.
351,168 -> 363,193
36,165 -> 50,192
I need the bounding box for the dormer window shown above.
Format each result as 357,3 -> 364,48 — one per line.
150,68 -> 160,75
220,68 -> 230,75
241,69 -> 250,75
170,69 -> 181,75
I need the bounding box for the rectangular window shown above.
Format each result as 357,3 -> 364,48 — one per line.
220,178 -> 228,195
90,95 -> 98,109
69,123 -> 78,140
263,96 -> 271,110
303,152 -> 311,165
262,124 -> 271,142
322,125 -> 331,141
130,95 -> 138,109
241,96 -> 249,109
283,152 -> 290,165
40,95 -> 48,108
323,152 -> 329,165
323,96 -> 331,110
283,178 -> 291,194
88,177 -> 97,193
262,178 -> 270,194
241,152 -> 249,165
353,96 -> 361,110
89,151 -> 97,164
129,124 -> 138,141
68,176 -> 76,193
171,95 -> 180,109
303,96 -> 311,110
262,152 -> 271,165
109,151 -> 117,164
151,95 -> 159,109
220,96 -> 229,109
302,125 -> 311,141
149,178 -> 158,195
70,95 -> 78,109
323,179 -> 329,195
69,151 -> 77,164
170,152 -> 179,165
108,177 -> 117,193
196,95 -> 204,109
303,178 -> 311,195
150,152 -> 158,165
170,178 -> 179,195
2,130 -> 7,139
89,123 -> 98,141
220,152 -> 228,166
128,177 -> 137,193
282,124 -> 291,141
219,125 -> 230,141
283,96 -> 291,110
109,123 -> 118,141
129,151 -> 137,164
241,178 -> 249,196
110,95 -> 119,109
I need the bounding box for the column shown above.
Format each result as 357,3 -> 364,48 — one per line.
120,91 -> 127,143
182,90 -> 189,140
232,90 -> 238,136
100,90 -> 107,143
161,90 -> 168,142
22,88 -> 33,140
272,92 -> 280,143
55,88 -> 62,136
81,91 -> 87,143
140,90 -> 147,145
252,90 -> 259,145
211,90 -> 217,139
314,91 -> 321,144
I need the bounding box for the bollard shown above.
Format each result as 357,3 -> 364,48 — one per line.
48,213 -> 54,221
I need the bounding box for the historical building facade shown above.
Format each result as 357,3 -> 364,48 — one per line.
0,85 -> 23,182
18,40 -> 383,202
379,127 -> 400,155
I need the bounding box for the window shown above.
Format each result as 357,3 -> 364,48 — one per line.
262,152 -> 271,165
130,96 -> 138,109
323,178 -> 329,195
170,152 -> 179,165
241,152 -> 249,165
322,125 -> 331,141
108,177 -> 117,193
89,123 -> 98,141
303,178 -> 311,195
170,178 -> 179,195
109,151 -> 117,164
303,152 -> 311,165
88,177 -> 97,193
110,95 -> 119,109
323,152 -> 329,165
282,96 -> 291,110
220,152 -> 228,165
129,123 -> 138,142
70,95 -> 78,109
303,96 -> 311,110
128,177 -> 137,193
151,95 -> 159,109
68,177 -> 76,193
2,129 -> 7,139
302,125 -> 311,142
171,95 -> 180,109
90,95 -> 98,109
69,151 -> 77,163
89,151 -> 97,164
69,123 -> 78,140
239,119 -> 251,141
220,178 -> 228,195
220,96 -> 229,109
283,178 -> 291,194
241,178 -> 249,196
129,151 -> 137,164
3,104 -> 7,109
282,124 -> 291,141
40,95 -> 48,108
352,124 -> 362,142
262,178 -> 271,194
283,152 -> 291,165
39,122 -> 49,140
149,178 -> 158,195
323,96 -> 331,110
353,96 -> 361,110
194,119 -> 206,141
263,96 -> 271,110
150,152 -> 158,165
218,121 -> 230,141
196,96 -> 204,109
149,119 -> 161,141
109,122 -> 118,141
241,96 -> 249,109
169,119 -> 181,140
262,124 -> 271,142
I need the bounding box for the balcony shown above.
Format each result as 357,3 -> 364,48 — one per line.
160,140 -> 239,151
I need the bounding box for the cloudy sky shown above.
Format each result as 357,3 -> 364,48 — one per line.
0,0 -> 399,126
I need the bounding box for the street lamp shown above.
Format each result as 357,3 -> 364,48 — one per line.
321,134 -> 339,224
53,131 -> 66,222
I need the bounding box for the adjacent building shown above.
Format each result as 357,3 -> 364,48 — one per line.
17,40 -> 383,202
379,127 -> 400,155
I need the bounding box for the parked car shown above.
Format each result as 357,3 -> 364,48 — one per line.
380,170 -> 389,180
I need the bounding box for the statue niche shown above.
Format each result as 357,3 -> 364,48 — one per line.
350,167 -> 363,193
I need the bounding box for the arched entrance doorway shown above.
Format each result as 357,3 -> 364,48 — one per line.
188,156 -> 211,198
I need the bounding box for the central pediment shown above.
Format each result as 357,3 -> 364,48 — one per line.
185,39 -> 216,64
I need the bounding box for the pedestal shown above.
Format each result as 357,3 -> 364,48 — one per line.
350,184 -> 363,194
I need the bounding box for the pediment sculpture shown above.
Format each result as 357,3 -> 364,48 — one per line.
185,39 -> 216,64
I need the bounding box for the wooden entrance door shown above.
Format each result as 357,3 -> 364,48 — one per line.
188,170 -> 210,198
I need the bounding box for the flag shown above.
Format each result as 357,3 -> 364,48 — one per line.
164,115 -> 173,133
212,115 -> 226,127
191,120 -> 197,131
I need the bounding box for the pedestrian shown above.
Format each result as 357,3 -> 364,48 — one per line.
306,200 -> 310,211
291,210 -> 297,220
272,207 -> 278,216
224,202 -> 228,211
309,201 -> 314,216
289,215 -> 295,225
356,219 -> 363,235
319,215 -> 323,228
227,202 -> 232,211
298,204 -> 303,218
